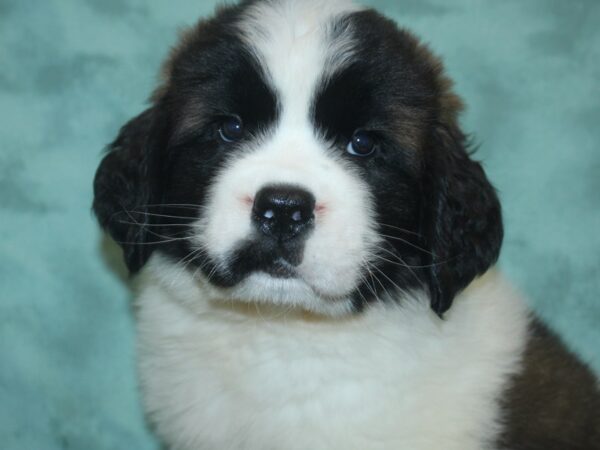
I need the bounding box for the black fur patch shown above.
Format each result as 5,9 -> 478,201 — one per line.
94,4 -> 278,274
312,10 -> 502,314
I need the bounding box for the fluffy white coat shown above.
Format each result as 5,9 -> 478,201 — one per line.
135,255 -> 529,450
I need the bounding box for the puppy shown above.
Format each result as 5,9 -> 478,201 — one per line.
93,1 -> 600,448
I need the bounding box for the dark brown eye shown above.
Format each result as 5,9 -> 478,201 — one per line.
219,116 -> 244,142
347,130 -> 376,157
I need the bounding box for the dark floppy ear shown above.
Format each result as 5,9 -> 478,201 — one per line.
93,106 -> 166,273
422,123 -> 503,316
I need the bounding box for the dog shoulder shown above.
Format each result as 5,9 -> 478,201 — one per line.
498,318 -> 600,449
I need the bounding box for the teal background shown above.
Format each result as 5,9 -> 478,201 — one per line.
1,0 -> 598,448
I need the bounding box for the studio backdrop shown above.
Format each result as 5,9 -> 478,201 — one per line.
0,0 -> 598,448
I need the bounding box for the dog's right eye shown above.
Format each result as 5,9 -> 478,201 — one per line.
347,130 -> 376,157
218,116 -> 244,143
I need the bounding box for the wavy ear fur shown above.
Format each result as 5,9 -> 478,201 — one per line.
93,107 -> 166,273
422,124 -> 503,316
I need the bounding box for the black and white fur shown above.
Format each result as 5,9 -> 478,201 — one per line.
93,1 -> 600,448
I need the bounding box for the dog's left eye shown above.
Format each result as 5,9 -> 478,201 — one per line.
218,116 -> 244,143
347,130 -> 376,157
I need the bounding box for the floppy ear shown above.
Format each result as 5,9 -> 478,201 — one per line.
422,123 -> 503,316
93,106 -> 167,273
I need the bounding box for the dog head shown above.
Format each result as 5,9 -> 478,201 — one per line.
93,0 -> 502,317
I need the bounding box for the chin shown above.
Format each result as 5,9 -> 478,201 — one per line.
93,1 -> 600,449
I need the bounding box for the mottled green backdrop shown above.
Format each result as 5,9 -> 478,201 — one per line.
1,0 -> 598,448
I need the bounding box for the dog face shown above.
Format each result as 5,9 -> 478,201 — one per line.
94,0 -> 503,317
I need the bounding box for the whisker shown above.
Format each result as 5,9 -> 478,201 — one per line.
190,257 -> 213,283
374,245 -> 424,285
378,233 -> 435,256
375,243 -> 452,268
112,236 -> 192,246
205,258 -> 221,282
378,223 -> 422,237
140,203 -> 207,210
114,206 -> 195,243
370,252 -> 423,287
120,207 -> 181,241
373,251 -> 447,269
117,220 -> 194,228
371,253 -> 444,270
363,261 -> 390,302
357,266 -> 380,303
369,263 -> 414,300
170,247 -> 207,288
354,276 -> 373,307
130,211 -> 198,220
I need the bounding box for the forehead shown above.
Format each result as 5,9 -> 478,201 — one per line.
167,0 -> 442,145
237,0 -> 363,118
238,0 -> 440,133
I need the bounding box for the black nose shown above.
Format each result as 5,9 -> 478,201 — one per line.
252,185 -> 316,241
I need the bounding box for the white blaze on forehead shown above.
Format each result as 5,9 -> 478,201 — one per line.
237,0 -> 363,124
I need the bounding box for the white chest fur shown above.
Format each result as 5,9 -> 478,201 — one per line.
135,257 -> 528,450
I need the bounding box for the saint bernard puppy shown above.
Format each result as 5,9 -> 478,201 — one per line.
93,0 -> 600,448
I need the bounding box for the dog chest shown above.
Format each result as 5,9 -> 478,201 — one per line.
135,272 -> 527,450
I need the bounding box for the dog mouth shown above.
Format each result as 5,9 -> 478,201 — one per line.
196,243 -> 358,305
196,238 -> 304,287
262,258 -> 298,279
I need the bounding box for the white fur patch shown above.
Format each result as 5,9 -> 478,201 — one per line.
192,125 -> 380,315
237,0 -> 364,109
136,256 -> 529,450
